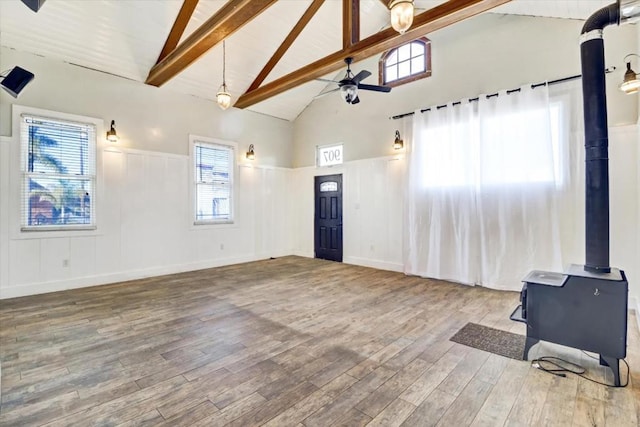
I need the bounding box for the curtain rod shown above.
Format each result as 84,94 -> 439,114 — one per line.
389,67 -> 615,120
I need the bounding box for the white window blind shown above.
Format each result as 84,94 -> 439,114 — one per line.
20,114 -> 96,230
194,141 -> 234,223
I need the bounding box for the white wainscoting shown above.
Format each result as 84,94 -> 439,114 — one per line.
0,141 -> 294,299
291,155 -> 405,272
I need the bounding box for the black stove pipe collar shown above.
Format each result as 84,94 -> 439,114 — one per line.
579,2 -> 620,274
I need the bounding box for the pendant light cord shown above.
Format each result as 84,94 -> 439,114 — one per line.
222,40 -> 226,87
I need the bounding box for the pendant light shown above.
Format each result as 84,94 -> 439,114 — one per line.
216,40 -> 231,110
389,0 -> 414,34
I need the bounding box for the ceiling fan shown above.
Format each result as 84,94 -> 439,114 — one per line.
316,57 -> 391,105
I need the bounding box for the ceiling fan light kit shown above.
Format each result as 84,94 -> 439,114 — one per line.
316,57 -> 391,105
389,0 -> 414,34
340,83 -> 359,104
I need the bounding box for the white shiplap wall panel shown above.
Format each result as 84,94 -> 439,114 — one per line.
166,0 -> 313,113
0,0 -> 180,81
247,79 -> 332,121
8,239 -> 40,286
69,236 -> 97,280
492,0 -> 612,20
39,238 -> 70,283
291,155 -> 405,272
0,0 -> 618,121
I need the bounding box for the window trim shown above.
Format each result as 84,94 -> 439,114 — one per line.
379,37 -> 432,88
189,135 -> 237,227
316,143 -> 344,168
13,105 -> 102,235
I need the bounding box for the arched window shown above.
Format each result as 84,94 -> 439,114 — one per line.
379,37 -> 431,87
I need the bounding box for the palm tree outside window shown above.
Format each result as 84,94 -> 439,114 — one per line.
21,115 -> 96,230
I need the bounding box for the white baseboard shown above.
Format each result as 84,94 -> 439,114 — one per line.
0,254 -> 267,299
343,256 -> 404,273
292,249 -> 314,258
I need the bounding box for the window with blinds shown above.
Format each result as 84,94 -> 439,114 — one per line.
20,114 -> 96,230
193,141 -> 234,224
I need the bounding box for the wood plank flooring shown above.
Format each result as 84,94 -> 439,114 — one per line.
0,256 -> 638,426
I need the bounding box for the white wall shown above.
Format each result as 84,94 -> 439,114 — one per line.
291,155 -> 405,272
636,18 -> 640,323
0,49 -> 295,299
292,14 -> 640,306
0,48 -> 293,166
293,14 -> 637,167
1,14 -> 638,309
608,126 -> 639,310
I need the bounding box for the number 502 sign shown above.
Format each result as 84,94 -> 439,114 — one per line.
317,144 -> 343,167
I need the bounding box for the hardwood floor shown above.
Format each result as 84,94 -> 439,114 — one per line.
0,256 -> 638,426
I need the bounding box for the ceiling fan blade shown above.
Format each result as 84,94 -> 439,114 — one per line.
316,78 -> 340,83
351,96 -> 360,105
314,87 -> 340,99
358,83 -> 391,93
352,70 -> 371,84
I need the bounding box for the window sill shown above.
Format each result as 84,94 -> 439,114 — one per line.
191,221 -> 237,231
14,226 -> 100,240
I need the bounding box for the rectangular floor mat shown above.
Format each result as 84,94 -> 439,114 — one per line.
450,322 -> 526,360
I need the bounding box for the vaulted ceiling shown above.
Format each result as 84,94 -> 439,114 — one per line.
0,0 -> 612,121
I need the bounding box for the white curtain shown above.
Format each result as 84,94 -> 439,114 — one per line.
404,85 -> 569,290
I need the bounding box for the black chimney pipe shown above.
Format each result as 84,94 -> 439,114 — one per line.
580,2 -> 620,273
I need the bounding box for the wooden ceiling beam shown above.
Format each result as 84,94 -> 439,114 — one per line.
235,0 -> 511,109
146,0 -> 278,87
155,0 -> 200,64
247,0 -> 325,92
343,0 -> 360,49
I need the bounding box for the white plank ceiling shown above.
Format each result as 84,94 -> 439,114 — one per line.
0,0 -> 614,121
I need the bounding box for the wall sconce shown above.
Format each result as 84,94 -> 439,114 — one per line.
393,130 -> 404,150
620,53 -> 640,94
246,144 -> 255,160
106,120 -> 119,142
0,66 -> 34,98
389,0 -> 414,34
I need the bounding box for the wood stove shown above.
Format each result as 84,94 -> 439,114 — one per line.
511,0 -> 637,387
511,266 -> 628,385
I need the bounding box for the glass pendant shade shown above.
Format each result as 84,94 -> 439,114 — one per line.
217,84 -> 231,110
620,62 -> 640,94
340,84 -> 358,103
389,0 -> 414,34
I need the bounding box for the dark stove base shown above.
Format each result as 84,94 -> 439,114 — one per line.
512,265 -> 628,387
522,336 -> 622,386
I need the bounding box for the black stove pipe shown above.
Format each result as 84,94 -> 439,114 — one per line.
580,2 -> 620,273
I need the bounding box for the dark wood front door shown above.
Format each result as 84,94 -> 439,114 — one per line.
314,174 -> 343,262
